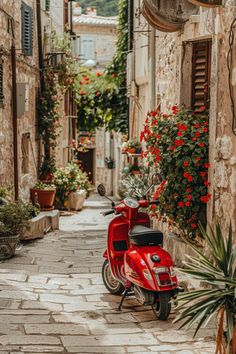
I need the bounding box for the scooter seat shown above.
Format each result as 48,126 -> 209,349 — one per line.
129,225 -> 163,246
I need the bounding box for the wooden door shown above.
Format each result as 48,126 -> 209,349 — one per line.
77,149 -> 94,184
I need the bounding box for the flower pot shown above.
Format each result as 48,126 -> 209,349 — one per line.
135,147 -> 142,154
30,188 -> 56,211
128,148 -> 136,154
0,234 -> 19,260
68,190 -> 86,211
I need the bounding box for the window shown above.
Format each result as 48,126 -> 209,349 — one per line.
191,40 -> 211,111
21,2 -> 33,56
0,54 -> 3,108
45,0 -> 50,12
81,36 -> 95,61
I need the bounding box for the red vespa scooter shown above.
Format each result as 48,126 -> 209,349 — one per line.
98,184 -> 182,320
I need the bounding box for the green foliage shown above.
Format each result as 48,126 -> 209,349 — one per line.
174,223 -> 236,354
105,0 -> 128,133
79,0 -> 118,16
141,105 -> 210,239
33,182 -> 56,190
119,174 -> 148,199
0,201 -> 36,236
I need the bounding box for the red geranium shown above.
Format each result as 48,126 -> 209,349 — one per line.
183,160 -> 189,167
175,139 -> 184,146
199,142 -> 205,147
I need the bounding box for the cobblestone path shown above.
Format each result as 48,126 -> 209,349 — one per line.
0,201 -> 215,354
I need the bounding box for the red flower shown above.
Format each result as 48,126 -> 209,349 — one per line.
151,111 -> 157,117
140,132 -> 145,142
200,194 -> 212,203
151,119 -> 158,126
194,124 -> 201,128
170,145 -> 176,151
156,155 -> 161,162
96,91 -> 100,97
204,180 -> 211,187
177,132 -> 183,137
203,122 -> 209,126
188,175 -> 193,182
196,157 -> 201,161
80,91 -> 86,95
184,172 -> 189,178
178,202 -> 184,207
199,142 -> 205,147
185,201 -> 191,207
172,106 -> 179,115
175,139 -> 184,146
177,124 -> 187,131
202,127 -> 208,133
156,134 -> 161,139
96,72 -> 102,76
153,148 -> 160,154
199,106 -> 206,112
200,171 -> 206,177
186,188 -> 191,193
183,160 -> 189,167
195,132 -> 201,138
145,117 -> 149,124
187,195 -> 192,201
204,163 -> 210,169
191,223 -> 197,229
192,137 -> 196,141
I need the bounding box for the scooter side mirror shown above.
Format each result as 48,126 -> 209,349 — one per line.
97,184 -> 106,196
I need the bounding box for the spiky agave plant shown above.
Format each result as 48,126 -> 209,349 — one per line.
174,223 -> 236,354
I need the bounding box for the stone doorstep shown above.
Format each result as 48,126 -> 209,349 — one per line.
20,210 -> 59,241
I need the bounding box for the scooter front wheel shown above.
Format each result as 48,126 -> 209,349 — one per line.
152,292 -> 171,320
102,259 -> 125,295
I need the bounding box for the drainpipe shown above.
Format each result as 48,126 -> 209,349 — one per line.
150,27 -> 156,110
11,44 -> 18,200
36,0 -> 44,89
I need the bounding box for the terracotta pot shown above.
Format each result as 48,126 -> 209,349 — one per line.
0,234 -> 19,260
128,148 -> 136,154
30,188 -> 56,211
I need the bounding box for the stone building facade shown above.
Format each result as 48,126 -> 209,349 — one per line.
0,0 -> 40,200
128,0 -> 236,241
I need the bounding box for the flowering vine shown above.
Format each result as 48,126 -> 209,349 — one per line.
141,105 -> 210,239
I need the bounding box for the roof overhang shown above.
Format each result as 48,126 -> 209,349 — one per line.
142,0 -> 199,32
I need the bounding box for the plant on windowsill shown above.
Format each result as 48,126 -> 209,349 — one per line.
0,201 -> 36,259
30,182 -> 56,211
141,105 -> 210,240
126,138 -> 142,154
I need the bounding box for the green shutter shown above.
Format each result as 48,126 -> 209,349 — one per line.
21,2 -> 33,56
45,0 -> 50,12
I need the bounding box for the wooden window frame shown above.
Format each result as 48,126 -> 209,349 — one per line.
191,40 -> 212,111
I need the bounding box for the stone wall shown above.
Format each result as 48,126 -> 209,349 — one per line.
131,1 -> 236,244
0,0 -> 40,200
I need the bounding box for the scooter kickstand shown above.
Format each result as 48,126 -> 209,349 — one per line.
118,288 -> 129,311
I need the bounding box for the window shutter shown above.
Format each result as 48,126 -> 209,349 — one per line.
64,0 -> 69,27
0,54 -> 3,108
45,0 -> 50,12
21,2 -> 33,56
191,40 -> 211,111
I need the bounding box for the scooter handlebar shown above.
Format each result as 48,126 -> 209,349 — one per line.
102,209 -> 115,216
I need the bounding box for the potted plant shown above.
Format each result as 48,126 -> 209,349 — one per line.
39,156 -> 56,182
126,138 -> 142,154
0,201 -> 33,259
105,157 -> 116,170
30,182 -> 56,211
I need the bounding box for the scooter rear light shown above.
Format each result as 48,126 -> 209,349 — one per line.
158,273 -> 172,286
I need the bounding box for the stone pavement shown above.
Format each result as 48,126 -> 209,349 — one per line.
0,196 -> 215,354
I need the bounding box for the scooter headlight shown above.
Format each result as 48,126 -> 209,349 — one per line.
170,266 -> 176,277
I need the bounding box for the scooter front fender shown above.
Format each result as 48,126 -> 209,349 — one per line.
103,249 -> 108,258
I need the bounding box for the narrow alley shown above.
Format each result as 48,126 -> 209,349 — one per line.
0,196 -> 215,354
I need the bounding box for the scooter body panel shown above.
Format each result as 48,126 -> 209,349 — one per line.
107,212 -> 150,284
124,244 -> 178,292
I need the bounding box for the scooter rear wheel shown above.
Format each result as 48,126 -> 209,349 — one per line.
102,259 -> 125,295
152,292 -> 171,320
